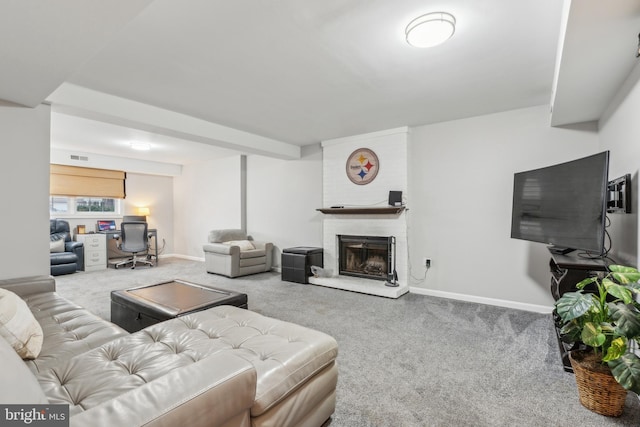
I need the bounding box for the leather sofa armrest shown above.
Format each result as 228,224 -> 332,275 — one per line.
69,353 -> 256,427
203,243 -> 238,255
66,241 -> 83,252
67,241 -> 84,271
0,275 -> 56,296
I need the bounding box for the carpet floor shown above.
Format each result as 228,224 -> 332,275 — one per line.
54,257 -> 640,426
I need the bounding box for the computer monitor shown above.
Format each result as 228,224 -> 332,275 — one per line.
97,220 -> 117,231
123,215 -> 147,222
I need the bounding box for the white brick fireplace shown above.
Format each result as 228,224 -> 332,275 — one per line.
309,127 -> 409,298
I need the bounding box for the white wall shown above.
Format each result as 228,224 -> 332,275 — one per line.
322,128 -> 408,208
598,64 -> 640,267
0,102 -> 51,279
408,105 -> 599,309
123,173 -> 174,255
173,155 -> 243,258
246,145 -> 323,268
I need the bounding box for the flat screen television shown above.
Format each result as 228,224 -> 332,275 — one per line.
510,151 -> 610,254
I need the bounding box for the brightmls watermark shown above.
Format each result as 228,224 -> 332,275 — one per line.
1,405 -> 68,426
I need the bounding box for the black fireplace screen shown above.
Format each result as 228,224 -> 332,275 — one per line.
337,235 -> 392,281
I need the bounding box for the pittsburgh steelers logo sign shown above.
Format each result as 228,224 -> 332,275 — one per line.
346,148 -> 379,185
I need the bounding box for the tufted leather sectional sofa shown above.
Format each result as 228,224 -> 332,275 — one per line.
0,276 -> 338,427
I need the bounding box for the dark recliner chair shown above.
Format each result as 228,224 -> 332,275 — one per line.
50,219 -> 84,276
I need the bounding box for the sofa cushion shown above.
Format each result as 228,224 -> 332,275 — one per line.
239,248 -> 266,259
65,352 -> 256,427
0,288 -> 44,359
38,315 -> 255,416
22,292 -> 129,373
50,238 -> 65,253
205,306 -> 338,417
223,240 -> 255,251
0,336 -> 48,404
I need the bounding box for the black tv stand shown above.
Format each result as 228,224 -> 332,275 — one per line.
548,245 -> 575,255
549,250 -> 609,371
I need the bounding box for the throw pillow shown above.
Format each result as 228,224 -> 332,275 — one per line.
223,240 -> 255,251
0,288 -> 43,359
50,238 -> 65,253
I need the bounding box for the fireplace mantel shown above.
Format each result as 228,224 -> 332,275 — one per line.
316,206 -> 405,215
318,127 -> 409,299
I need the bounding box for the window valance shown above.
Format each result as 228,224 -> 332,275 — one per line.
50,165 -> 126,198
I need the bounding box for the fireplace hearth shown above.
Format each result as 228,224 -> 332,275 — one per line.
338,235 -> 393,281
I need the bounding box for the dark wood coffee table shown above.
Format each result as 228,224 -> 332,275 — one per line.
110,279 -> 248,332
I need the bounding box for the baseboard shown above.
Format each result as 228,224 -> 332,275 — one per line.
167,254 -> 205,262
154,256 -> 552,313
409,286 -> 554,314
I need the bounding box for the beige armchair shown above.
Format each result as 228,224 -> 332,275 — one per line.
203,229 -> 273,278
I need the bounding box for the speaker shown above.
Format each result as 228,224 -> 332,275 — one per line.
388,191 -> 403,206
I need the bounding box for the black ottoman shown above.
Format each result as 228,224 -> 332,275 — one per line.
111,279 -> 248,332
282,247 -> 323,284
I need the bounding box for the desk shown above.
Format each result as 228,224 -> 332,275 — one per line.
99,229 -> 159,266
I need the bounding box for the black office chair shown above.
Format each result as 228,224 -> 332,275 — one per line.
115,222 -> 153,269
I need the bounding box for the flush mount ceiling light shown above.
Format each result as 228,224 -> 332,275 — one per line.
405,12 -> 456,48
130,141 -> 151,151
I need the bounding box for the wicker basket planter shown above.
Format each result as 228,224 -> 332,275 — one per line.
569,351 -> 627,417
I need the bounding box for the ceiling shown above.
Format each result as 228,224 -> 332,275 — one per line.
2,0 -> 640,165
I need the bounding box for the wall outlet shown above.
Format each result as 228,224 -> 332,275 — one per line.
423,257 -> 431,268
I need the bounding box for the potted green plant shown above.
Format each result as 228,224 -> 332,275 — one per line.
555,265 -> 640,416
